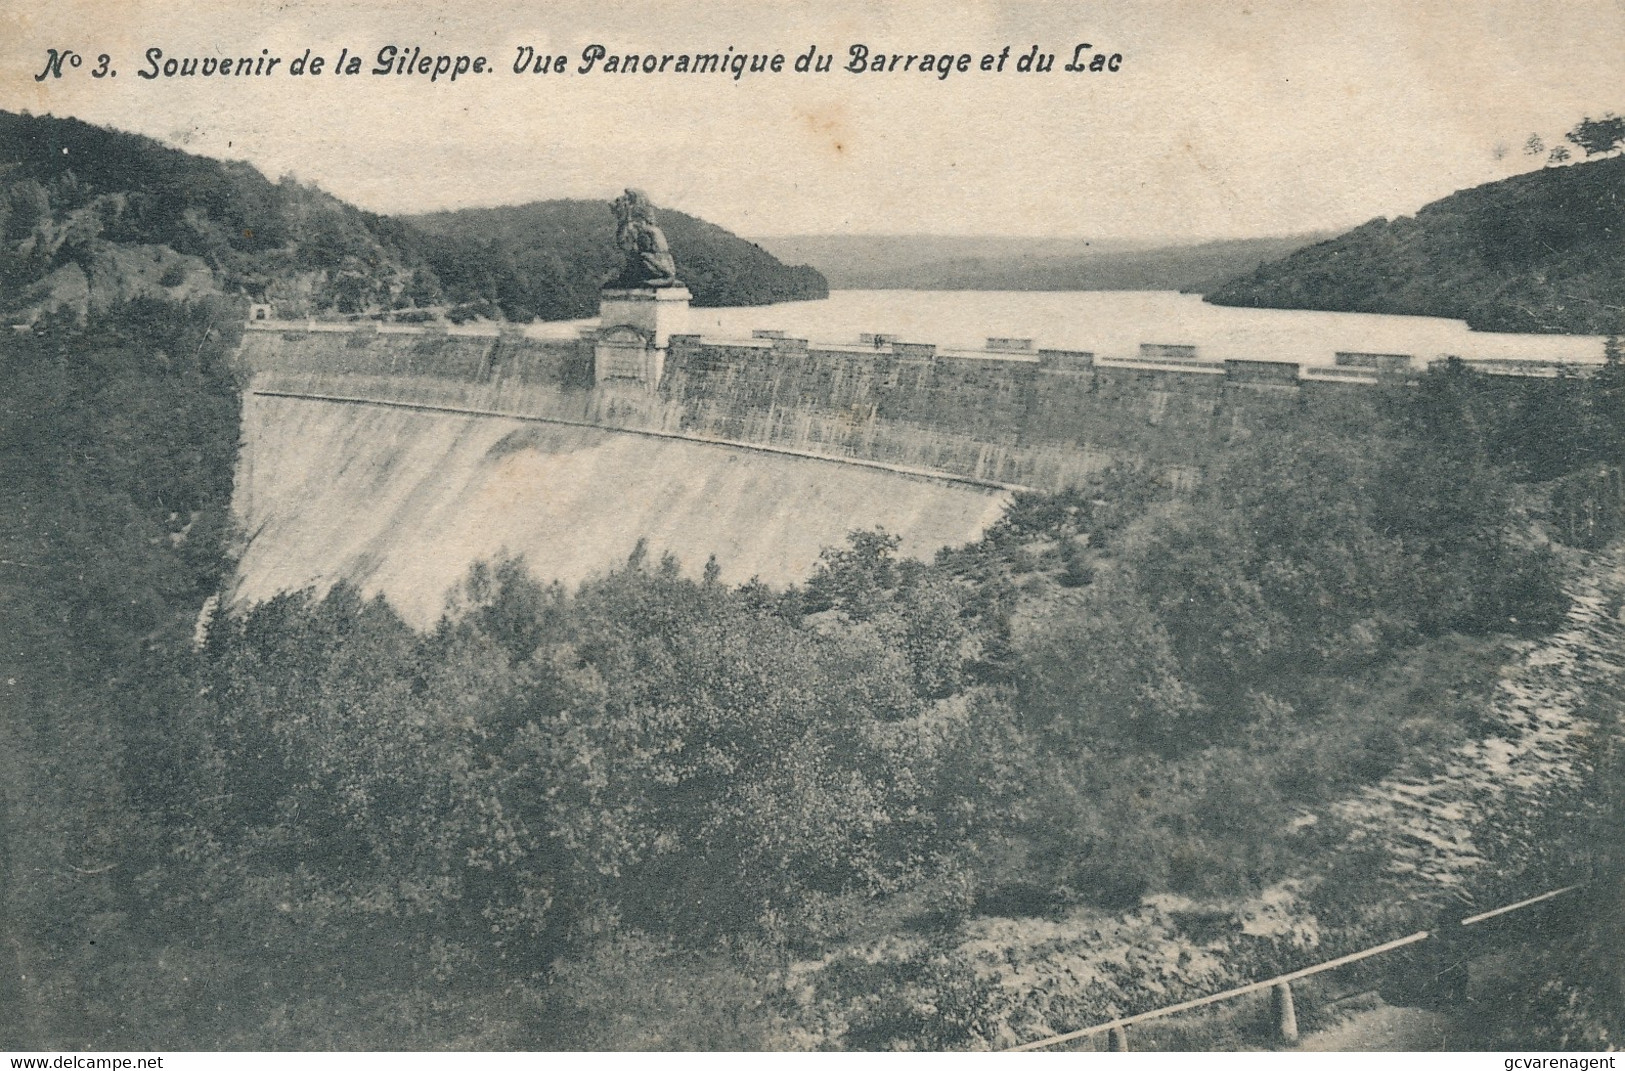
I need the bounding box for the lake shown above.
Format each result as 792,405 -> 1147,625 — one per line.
543,290 -> 1608,370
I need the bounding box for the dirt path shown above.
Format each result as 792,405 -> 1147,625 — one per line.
1298,1002 -> 1456,1051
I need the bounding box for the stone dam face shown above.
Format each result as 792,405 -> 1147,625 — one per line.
232,391 -> 1010,626
229,319 -> 1420,624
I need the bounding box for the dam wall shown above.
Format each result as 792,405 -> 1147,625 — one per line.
229,318 -> 1561,618
236,325 -> 594,385
233,392 -> 1009,625
239,322 -> 1361,491
655,336 -> 1305,480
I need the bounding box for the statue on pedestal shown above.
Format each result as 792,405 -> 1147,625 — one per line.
608,188 -> 680,288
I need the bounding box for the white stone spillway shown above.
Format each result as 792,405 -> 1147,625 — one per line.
231,391 -> 1010,626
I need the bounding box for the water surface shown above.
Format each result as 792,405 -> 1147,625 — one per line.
545,290 -> 1607,369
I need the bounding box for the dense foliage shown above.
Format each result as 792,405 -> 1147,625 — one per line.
1207,152 -> 1625,333
1,297 -> 244,1046
5,295 -> 1620,1049
0,111 -> 826,325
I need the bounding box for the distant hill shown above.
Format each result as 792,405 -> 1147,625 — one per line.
409,203 -> 826,319
752,235 -> 1155,284
0,111 -> 825,325
1206,155 -> 1625,334
751,233 -> 1327,292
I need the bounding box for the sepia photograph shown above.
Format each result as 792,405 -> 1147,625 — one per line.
1,0 -> 1622,1055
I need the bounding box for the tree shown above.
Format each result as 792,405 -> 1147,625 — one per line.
1524,132 -> 1546,157
1016,579 -> 1204,752
804,528 -> 903,619
5,179 -> 50,240
1565,113 -> 1625,157
403,268 -> 443,309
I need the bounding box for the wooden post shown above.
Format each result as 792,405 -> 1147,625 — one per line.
1273,981 -> 1299,1044
1107,1025 -> 1129,1052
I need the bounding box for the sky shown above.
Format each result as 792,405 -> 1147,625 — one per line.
0,0 -> 1621,241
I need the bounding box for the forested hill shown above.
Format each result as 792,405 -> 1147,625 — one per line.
0,111 -> 825,324
1206,153 -> 1625,334
410,202 -> 828,317
754,233 -> 1327,293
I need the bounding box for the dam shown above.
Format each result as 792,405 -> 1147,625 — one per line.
231,288 -> 1597,624
233,389 -> 1009,625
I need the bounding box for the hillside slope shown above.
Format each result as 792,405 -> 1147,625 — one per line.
0,111 -> 824,325
0,111 -> 431,322
1206,155 -> 1625,333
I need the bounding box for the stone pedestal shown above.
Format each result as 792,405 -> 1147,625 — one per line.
594,286 -> 690,388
